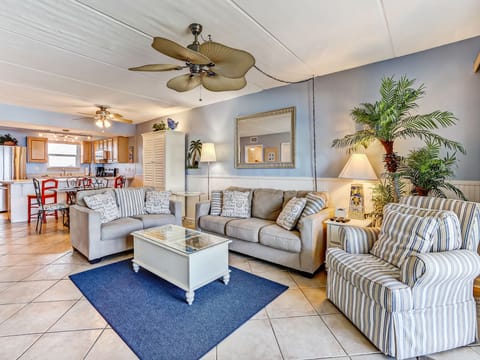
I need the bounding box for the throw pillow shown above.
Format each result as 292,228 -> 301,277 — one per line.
210,190 -> 222,216
297,192 -> 328,229
370,210 -> 440,268
145,191 -> 171,214
384,203 -> 462,252
221,190 -> 251,218
83,191 -> 120,224
276,197 -> 307,231
114,188 -> 146,217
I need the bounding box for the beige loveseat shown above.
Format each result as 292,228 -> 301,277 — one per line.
70,187 -> 182,262
195,188 -> 332,274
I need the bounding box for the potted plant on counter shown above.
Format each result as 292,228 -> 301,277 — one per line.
0,133 -> 18,146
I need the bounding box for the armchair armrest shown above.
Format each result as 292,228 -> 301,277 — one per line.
339,226 -> 381,254
169,200 -> 182,225
195,200 -> 211,230
299,207 -> 334,273
401,250 -> 480,307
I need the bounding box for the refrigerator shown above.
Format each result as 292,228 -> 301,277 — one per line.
0,146 -> 27,212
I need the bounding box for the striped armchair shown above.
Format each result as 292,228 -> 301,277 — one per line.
326,196 -> 480,359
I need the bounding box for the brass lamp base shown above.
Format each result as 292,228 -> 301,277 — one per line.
348,183 -> 365,220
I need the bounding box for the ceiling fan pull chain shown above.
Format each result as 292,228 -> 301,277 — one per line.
199,86 -> 203,102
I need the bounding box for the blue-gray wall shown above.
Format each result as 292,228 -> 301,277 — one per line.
138,35 -> 480,181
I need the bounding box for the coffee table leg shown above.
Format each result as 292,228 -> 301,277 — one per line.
186,290 -> 195,305
223,271 -> 230,285
132,262 -> 140,273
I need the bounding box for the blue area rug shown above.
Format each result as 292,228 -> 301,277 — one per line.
70,259 -> 288,360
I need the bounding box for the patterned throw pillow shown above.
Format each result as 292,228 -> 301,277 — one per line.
384,203 -> 462,252
276,197 -> 307,231
145,191 -> 171,214
221,190 -> 251,218
83,191 -> 120,224
210,190 -> 222,216
370,210 -> 440,268
114,188 -> 146,217
297,192 -> 328,229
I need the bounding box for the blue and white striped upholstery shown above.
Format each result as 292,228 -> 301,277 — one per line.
400,196 -> 480,251
385,203 -> 462,251
327,197 -> 480,359
339,226 -> 380,254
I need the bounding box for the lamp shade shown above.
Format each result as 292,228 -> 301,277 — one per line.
338,153 -> 377,180
200,143 -> 216,162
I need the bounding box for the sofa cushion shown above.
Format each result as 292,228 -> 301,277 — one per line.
83,191 -> 120,224
385,203 -> 462,252
145,191 -> 171,214
210,190 -> 222,216
251,189 -> 284,220
259,224 -> 302,253
327,249 -> 412,312
132,214 -> 176,228
276,197 -> 307,230
199,215 -> 239,235
371,210 -> 440,267
221,190 -> 251,218
101,217 -> 143,241
114,188 -> 146,217
226,218 -> 275,243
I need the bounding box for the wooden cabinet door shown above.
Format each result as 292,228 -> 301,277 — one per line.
114,137 -> 129,163
81,141 -> 92,164
27,136 -> 48,163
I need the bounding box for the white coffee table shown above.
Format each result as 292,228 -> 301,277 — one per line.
131,225 -> 231,305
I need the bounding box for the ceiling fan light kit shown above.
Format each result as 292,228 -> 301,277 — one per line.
78,105 -> 134,128
129,23 -> 255,92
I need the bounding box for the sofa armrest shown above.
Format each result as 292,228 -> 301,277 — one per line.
299,207 -> 334,273
195,200 -> 211,229
339,226 -> 381,254
401,250 -> 480,307
169,200 -> 182,225
69,205 -> 102,260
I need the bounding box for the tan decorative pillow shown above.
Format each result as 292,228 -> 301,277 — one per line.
276,197 -> 307,230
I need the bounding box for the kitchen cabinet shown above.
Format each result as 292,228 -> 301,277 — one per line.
142,131 -> 184,191
112,136 -> 129,163
81,141 -> 92,164
27,136 -> 48,163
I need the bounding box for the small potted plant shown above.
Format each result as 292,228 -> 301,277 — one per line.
0,133 -> 18,146
398,141 -> 467,200
153,121 -> 167,131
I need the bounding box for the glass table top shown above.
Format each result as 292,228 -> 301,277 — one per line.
133,224 -> 229,254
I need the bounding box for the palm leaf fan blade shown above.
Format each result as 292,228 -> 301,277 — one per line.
200,42 -> 255,78
128,64 -> 184,71
167,74 -> 202,92
151,37 -> 211,65
202,74 -> 246,92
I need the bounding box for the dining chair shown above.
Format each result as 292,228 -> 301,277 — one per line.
33,178 -> 69,234
41,178 -> 59,221
114,175 -> 126,188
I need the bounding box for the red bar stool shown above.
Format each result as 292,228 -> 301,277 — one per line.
27,193 -> 38,223
114,175 -> 126,188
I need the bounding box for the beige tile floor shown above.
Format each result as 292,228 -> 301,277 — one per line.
0,215 -> 479,360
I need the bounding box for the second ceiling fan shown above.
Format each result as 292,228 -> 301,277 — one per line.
78,105 -> 133,128
129,23 -> 255,92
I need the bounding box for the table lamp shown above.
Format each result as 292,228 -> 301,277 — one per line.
200,143 -> 216,200
338,153 -> 377,219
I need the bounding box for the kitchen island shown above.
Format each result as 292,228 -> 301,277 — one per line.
4,177 -> 128,223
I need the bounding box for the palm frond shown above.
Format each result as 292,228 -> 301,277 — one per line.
441,182 -> 468,200
331,130 -> 376,150
393,129 -> 466,154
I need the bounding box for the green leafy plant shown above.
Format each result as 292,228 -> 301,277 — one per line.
332,75 -> 465,173
0,133 -> 18,145
153,121 -> 167,131
398,141 -> 467,200
370,173 -> 406,226
187,140 -> 202,168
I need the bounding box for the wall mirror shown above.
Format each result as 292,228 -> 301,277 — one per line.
235,106 -> 295,168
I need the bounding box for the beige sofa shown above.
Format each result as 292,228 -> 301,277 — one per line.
195,188 -> 332,274
70,188 -> 182,262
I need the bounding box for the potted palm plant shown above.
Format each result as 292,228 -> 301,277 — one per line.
0,133 -> 18,146
398,141 -> 467,200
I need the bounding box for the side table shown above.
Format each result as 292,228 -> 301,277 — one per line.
172,192 -> 207,227
325,218 -> 372,250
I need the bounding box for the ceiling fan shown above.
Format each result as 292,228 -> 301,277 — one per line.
129,23 -> 255,92
78,105 -> 134,128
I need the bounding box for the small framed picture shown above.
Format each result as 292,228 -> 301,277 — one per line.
265,147 -> 278,162
249,136 -> 258,143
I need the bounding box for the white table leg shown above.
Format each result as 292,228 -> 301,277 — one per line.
223,271 -> 230,285
132,262 -> 140,273
186,290 -> 195,305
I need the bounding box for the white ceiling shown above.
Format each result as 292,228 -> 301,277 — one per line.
0,0 -> 479,127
